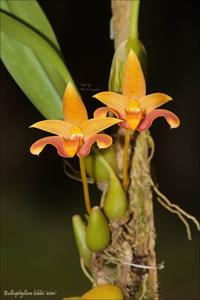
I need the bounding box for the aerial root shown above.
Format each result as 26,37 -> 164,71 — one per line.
156,196 -> 192,240
150,178 -> 200,240
139,273 -> 148,300
142,133 -> 200,240
63,159 -> 94,184
80,258 -> 94,284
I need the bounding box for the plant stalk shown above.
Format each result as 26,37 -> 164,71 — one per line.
129,0 -> 140,39
79,157 -> 91,215
122,129 -> 131,191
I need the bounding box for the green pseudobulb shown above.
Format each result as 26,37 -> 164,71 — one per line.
103,177 -> 128,222
86,207 -> 110,252
84,146 -> 117,182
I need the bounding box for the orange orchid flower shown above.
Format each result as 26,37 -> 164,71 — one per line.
30,82 -> 120,158
93,49 -> 180,131
93,49 -> 180,190
30,82 -> 121,215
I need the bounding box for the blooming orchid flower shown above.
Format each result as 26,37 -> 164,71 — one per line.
93,49 -> 180,190
30,82 -> 121,158
30,82 -> 121,215
93,49 -> 180,131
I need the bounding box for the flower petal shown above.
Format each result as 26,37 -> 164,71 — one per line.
93,91 -> 126,115
93,107 -> 120,118
63,82 -> 88,124
122,49 -> 146,99
81,117 -> 121,137
137,109 -> 180,131
78,134 -> 112,157
138,93 -> 172,113
30,136 -> 79,158
30,120 -> 72,138
126,111 -> 143,130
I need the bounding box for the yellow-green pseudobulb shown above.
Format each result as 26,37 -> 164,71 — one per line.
103,177 -> 128,221
72,215 -> 92,267
81,284 -> 124,299
84,146 -> 117,182
86,207 -> 110,252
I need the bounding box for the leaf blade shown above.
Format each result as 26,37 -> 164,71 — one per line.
1,33 -> 63,119
2,0 -> 61,52
1,0 -> 67,99
0,8 -> 76,119
0,11 -> 73,87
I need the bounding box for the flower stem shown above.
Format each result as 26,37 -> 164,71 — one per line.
122,129 -> 131,190
129,0 -> 140,39
79,157 -> 91,215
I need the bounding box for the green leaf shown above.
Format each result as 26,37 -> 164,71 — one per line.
1,0 -> 61,51
0,11 -> 71,83
1,0 -> 66,99
72,215 -> 92,267
0,2 -> 75,119
1,34 -> 63,119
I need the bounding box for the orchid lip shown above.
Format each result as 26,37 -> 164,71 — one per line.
126,107 -> 142,113
70,133 -> 84,139
126,99 -> 141,113
70,125 -> 84,138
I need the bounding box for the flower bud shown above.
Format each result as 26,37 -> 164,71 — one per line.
103,177 -> 128,221
72,215 -> 92,267
109,38 -> 147,93
81,284 -> 124,299
86,207 -> 110,252
84,146 -> 117,182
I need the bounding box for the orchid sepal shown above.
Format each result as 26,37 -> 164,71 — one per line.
63,82 -> 88,124
93,107 -> 120,119
93,91 -> 126,115
30,136 -> 80,158
138,93 -> 173,113
122,49 -> 146,98
137,109 -> 180,131
81,117 -> 121,137
30,120 -> 73,138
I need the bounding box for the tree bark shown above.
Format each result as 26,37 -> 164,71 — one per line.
111,1 -> 131,49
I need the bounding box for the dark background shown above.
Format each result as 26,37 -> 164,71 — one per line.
1,0 -> 199,299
